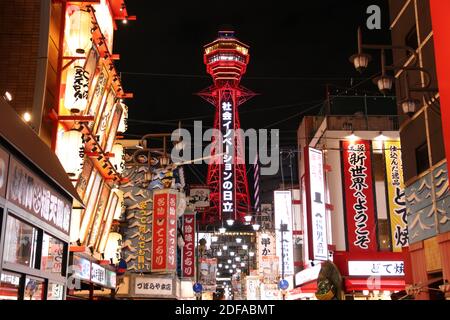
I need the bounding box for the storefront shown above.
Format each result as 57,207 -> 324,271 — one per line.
334,251 -> 406,300
0,100 -> 81,300
65,252 -> 116,300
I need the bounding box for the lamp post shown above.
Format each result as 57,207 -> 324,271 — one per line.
350,27 -> 438,116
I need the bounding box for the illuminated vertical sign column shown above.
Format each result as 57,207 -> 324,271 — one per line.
341,140 -> 377,252
384,141 -> 408,251
182,212 -> 196,278
304,147 -> 328,261
151,190 -> 177,273
220,91 -> 235,221
274,191 -> 294,276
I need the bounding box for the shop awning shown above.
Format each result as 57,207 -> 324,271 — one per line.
344,278 -> 405,291
0,100 -> 83,206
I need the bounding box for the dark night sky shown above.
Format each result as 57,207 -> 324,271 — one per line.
113,0 -> 392,190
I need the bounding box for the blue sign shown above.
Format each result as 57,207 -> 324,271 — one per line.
193,282 -> 203,293
278,279 -> 289,290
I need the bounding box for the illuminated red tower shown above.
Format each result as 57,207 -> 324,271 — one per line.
198,31 -> 256,226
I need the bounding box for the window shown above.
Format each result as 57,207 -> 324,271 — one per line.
47,282 -> 64,300
41,233 -> 64,275
23,277 -> 45,300
3,215 -> 39,268
415,142 -> 429,175
0,272 -> 20,300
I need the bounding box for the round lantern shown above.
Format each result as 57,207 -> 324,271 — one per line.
64,64 -> 90,113
117,102 -> 128,134
67,8 -> 92,55
57,129 -> 84,177
104,232 -> 122,264
111,143 -> 125,174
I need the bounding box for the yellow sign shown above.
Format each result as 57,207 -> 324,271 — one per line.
384,141 -> 408,252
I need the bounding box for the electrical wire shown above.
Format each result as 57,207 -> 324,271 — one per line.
120,71 -> 371,82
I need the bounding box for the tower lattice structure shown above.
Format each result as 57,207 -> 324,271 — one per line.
197,31 -> 256,226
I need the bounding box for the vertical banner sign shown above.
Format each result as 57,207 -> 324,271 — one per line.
384,141 -> 408,251
220,92 -> 235,220
199,258 -> 217,292
274,191 -> 294,276
341,140 -> 377,252
305,147 -> 328,261
257,232 -> 276,271
182,213 -> 196,278
152,192 -> 168,272
167,193 -> 177,271
152,190 -> 177,272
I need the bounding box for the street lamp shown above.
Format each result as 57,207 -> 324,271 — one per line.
350,27 -> 437,115
226,219 -> 234,226
3,91 -> 13,102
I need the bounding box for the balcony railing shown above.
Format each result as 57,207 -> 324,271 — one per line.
308,115 -> 407,135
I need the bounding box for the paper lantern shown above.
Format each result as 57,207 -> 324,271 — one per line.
111,143 -> 125,174
67,8 -> 92,56
104,232 -> 122,265
117,102 -> 128,133
113,189 -> 124,220
64,64 -> 90,113
57,129 -> 84,177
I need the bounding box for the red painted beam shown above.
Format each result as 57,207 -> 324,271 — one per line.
430,0 -> 450,175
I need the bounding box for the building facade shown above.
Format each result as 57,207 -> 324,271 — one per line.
389,0 -> 450,300
0,0 -> 133,299
0,99 -> 80,300
296,113 -> 408,300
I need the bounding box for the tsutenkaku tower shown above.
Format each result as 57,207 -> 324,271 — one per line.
198,31 -> 256,225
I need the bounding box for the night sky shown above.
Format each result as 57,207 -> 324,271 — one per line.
113,0 -> 392,194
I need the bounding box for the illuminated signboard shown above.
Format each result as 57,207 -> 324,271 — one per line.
274,190 -> 294,276
220,92 -> 235,220
306,147 -> 328,261
384,141 -> 408,252
151,190 -> 177,272
341,140 -> 377,252
348,261 -> 405,277
7,158 -> 72,235
134,277 -> 174,297
72,255 -> 91,281
182,212 -> 196,278
91,263 -> 106,286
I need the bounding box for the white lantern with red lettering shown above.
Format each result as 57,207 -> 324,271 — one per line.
117,102 -> 128,134
57,129 -> 84,177
67,8 -> 92,56
64,64 -> 90,113
111,143 -> 125,174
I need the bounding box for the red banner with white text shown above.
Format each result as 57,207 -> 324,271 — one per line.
182,213 -> 196,278
151,190 -> 177,272
341,140 -> 377,252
